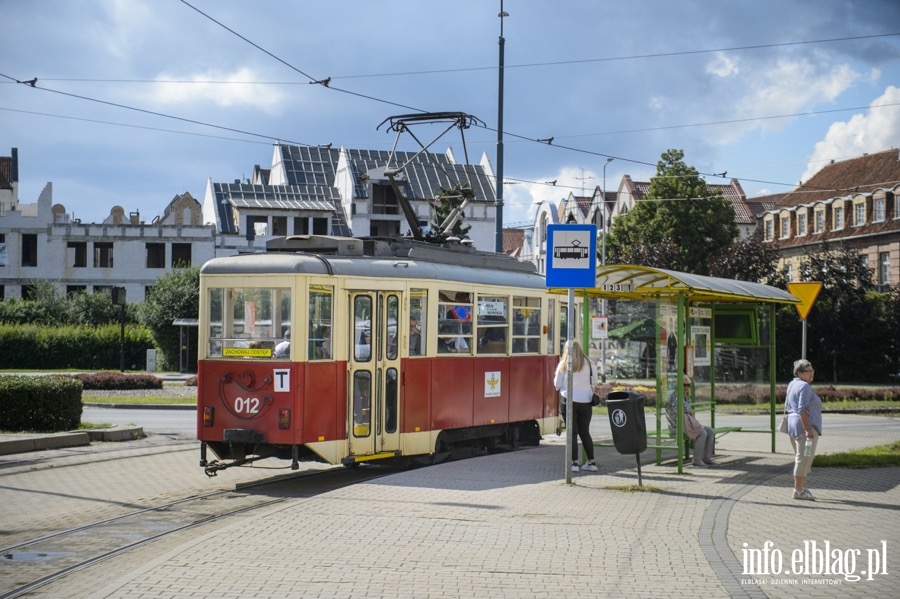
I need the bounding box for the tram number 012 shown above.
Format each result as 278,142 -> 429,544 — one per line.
234,396 -> 262,415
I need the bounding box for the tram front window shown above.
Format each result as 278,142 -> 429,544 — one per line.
207,287 -> 291,359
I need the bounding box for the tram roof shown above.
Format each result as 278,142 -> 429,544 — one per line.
200,237 -> 547,290
549,264 -> 800,305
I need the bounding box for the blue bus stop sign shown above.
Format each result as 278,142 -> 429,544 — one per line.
545,224 -> 597,288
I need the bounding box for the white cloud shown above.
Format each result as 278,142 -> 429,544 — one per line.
707,52 -> 739,78
147,68 -> 286,113
503,166 -> 604,226
801,86 -> 900,183
99,0 -> 158,60
709,59 -> 863,145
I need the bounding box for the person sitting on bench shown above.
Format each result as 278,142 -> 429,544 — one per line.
665,375 -> 715,467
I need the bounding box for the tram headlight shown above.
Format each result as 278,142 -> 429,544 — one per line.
278,408 -> 291,430
202,406 -> 214,427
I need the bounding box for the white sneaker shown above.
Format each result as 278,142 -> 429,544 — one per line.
571,463 -> 580,472
581,462 -> 598,472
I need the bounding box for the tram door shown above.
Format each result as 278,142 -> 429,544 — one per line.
348,291 -> 402,458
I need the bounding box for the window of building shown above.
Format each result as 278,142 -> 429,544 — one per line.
854,203 -> 865,227
0,285 -> 4,300
764,219 -> 773,241
21,284 -> 36,299
785,264 -> 793,282
272,216 -> 287,236
66,285 -> 87,296
780,216 -> 790,239
371,184 -> 400,215
146,243 -> 165,268
874,198 -> 885,222
93,242 -> 114,268
68,241 -> 87,267
172,243 -> 191,267
814,210 -> 825,233
833,206 -> 843,230
21,234 -> 38,267
145,286 -> 154,298
879,252 -> 891,286
293,216 -> 310,235
370,220 -> 400,237
797,213 -> 807,236
313,217 -> 328,235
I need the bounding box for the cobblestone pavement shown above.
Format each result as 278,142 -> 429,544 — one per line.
3,414 -> 899,599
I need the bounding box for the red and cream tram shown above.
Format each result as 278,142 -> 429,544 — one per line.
196,235 -> 564,474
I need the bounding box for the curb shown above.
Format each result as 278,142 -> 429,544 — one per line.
0,426 -> 145,456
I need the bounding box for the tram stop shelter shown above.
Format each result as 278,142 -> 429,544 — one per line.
550,264 -> 800,473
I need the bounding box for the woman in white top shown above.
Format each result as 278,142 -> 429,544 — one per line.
554,340 -> 598,472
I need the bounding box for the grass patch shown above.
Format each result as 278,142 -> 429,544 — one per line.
603,484 -> 664,493
814,441 -> 900,468
77,422 -> 114,429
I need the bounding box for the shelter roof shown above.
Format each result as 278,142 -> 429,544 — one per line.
550,264 -> 799,305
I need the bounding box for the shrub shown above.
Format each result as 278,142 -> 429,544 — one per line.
0,375 -> 82,432
0,323 -> 154,370
67,372 -> 163,390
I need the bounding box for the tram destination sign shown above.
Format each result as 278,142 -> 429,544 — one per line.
545,224 -> 598,288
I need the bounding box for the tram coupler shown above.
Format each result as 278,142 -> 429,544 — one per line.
203,456 -> 263,477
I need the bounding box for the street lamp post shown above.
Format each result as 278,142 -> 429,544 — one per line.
495,2 -> 508,253
601,157 -> 613,383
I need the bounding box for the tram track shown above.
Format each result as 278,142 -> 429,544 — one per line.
0,464 -> 395,599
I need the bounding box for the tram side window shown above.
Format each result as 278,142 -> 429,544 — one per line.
208,287 -> 292,359
309,285 -> 333,360
512,296 -> 541,353
477,294 -> 508,354
409,289 -> 427,356
437,290 -> 472,354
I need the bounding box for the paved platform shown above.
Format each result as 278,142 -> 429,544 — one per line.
9,414 -> 898,599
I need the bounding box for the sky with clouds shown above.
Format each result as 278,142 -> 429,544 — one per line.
2,0 -> 899,227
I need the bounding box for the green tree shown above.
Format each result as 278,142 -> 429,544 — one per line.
708,229 -> 785,285
139,266 -> 200,371
775,242 -> 889,382
430,185 -> 472,239
608,149 -> 738,274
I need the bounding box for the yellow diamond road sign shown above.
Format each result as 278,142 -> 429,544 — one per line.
787,282 -> 823,320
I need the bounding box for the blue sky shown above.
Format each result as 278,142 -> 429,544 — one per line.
2,0 -> 899,227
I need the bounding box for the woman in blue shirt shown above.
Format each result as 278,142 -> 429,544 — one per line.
785,359 -> 823,501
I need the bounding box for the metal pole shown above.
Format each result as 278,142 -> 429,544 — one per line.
565,288 -> 575,483
801,319 -> 807,360
119,303 -> 125,373
600,157 -> 613,383
494,3 -> 507,253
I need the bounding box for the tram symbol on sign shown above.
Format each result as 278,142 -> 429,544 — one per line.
552,239 -> 589,260
611,409 -> 628,428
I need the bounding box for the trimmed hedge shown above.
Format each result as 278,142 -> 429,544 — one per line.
0,323 -> 154,370
599,382 -> 900,406
0,375 -> 82,432
67,372 -> 163,390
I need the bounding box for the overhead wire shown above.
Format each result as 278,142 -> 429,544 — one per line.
4,4 -> 898,195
